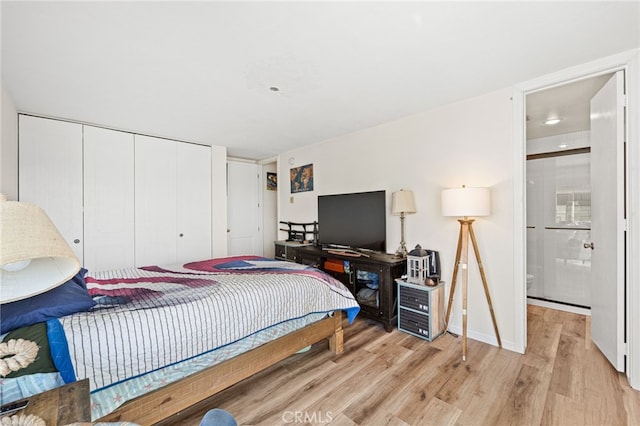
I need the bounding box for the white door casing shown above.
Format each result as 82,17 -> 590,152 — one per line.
590,71 -> 626,372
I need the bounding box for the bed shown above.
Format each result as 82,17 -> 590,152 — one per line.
0,255 -> 360,424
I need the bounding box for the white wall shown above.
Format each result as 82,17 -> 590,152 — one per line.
1,82 -> 18,200
278,87 -> 516,351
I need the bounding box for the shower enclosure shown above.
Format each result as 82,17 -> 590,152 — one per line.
526,147 -> 591,308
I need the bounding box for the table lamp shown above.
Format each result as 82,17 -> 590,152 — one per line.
0,194 -> 81,303
392,189 -> 416,257
441,186 -> 501,360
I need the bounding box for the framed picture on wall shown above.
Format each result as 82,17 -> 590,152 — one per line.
267,172 -> 277,191
290,163 -> 314,193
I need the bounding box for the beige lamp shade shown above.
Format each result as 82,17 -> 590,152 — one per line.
441,187 -> 490,217
392,189 -> 417,215
0,195 -> 81,303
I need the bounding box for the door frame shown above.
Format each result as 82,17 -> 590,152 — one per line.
512,49 -> 640,389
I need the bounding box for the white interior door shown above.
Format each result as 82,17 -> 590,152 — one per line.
227,161 -> 261,256
590,71 -> 625,372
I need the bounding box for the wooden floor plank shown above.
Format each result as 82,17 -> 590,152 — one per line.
454,348 -> 523,426
539,392 -> 586,426
405,397 -> 461,426
547,334 -> 585,402
583,344 -> 627,425
494,363 -> 551,426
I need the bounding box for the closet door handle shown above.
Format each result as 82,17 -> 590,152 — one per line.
583,242 -> 594,250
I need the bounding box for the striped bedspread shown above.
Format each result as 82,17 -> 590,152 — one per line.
60,256 -> 360,392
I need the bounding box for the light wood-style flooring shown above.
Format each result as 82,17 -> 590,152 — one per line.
160,305 -> 640,425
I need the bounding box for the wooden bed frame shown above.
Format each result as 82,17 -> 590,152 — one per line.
97,311 -> 344,425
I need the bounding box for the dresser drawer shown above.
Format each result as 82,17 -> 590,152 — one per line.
399,284 -> 430,313
274,243 -> 287,259
398,307 -> 430,338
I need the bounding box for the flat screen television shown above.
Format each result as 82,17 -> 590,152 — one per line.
317,190 -> 386,252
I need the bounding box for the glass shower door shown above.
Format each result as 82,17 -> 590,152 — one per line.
527,153 -> 591,308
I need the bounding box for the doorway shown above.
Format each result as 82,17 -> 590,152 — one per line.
524,70 -> 626,373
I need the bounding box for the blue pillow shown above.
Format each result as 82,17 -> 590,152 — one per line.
0,268 -> 96,333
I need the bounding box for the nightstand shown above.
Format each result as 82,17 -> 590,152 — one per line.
397,279 -> 445,341
0,379 -> 91,425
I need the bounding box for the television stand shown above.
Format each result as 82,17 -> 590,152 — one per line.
295,246 -> 406,332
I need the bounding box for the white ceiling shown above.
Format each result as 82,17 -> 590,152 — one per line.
2,1 -> 639,160
526,73 -> 612,140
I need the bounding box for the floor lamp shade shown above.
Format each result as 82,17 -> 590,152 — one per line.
441,187 -> 490,218
0,195 -> 81,303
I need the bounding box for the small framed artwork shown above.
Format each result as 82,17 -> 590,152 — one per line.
266,172 -> 277,191
290,163 -> 314,193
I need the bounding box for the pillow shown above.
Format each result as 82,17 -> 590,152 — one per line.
0,268 -> 96,334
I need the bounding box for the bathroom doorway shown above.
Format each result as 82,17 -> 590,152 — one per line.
525,72 -> 618,313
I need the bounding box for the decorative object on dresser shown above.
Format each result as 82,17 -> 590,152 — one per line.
0,194 -> 81,303
406,244 -> 441,286
391,189 -> 417,257
397,279 -> 445,341
441,185 -> 501,361
278,221 -> 318,244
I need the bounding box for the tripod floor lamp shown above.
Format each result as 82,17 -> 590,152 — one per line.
441,186 -> 501,361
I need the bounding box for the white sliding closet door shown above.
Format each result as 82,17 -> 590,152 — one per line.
18,115 -> 84,263
135,135 -> 212,267
84,126 -> 135,271
176,143 -> 211,262
135,135 -> 178,267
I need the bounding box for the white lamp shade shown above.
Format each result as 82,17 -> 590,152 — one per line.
0,196 -> 81,303
441,187 -> 490,217
392,189 -> 416,215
